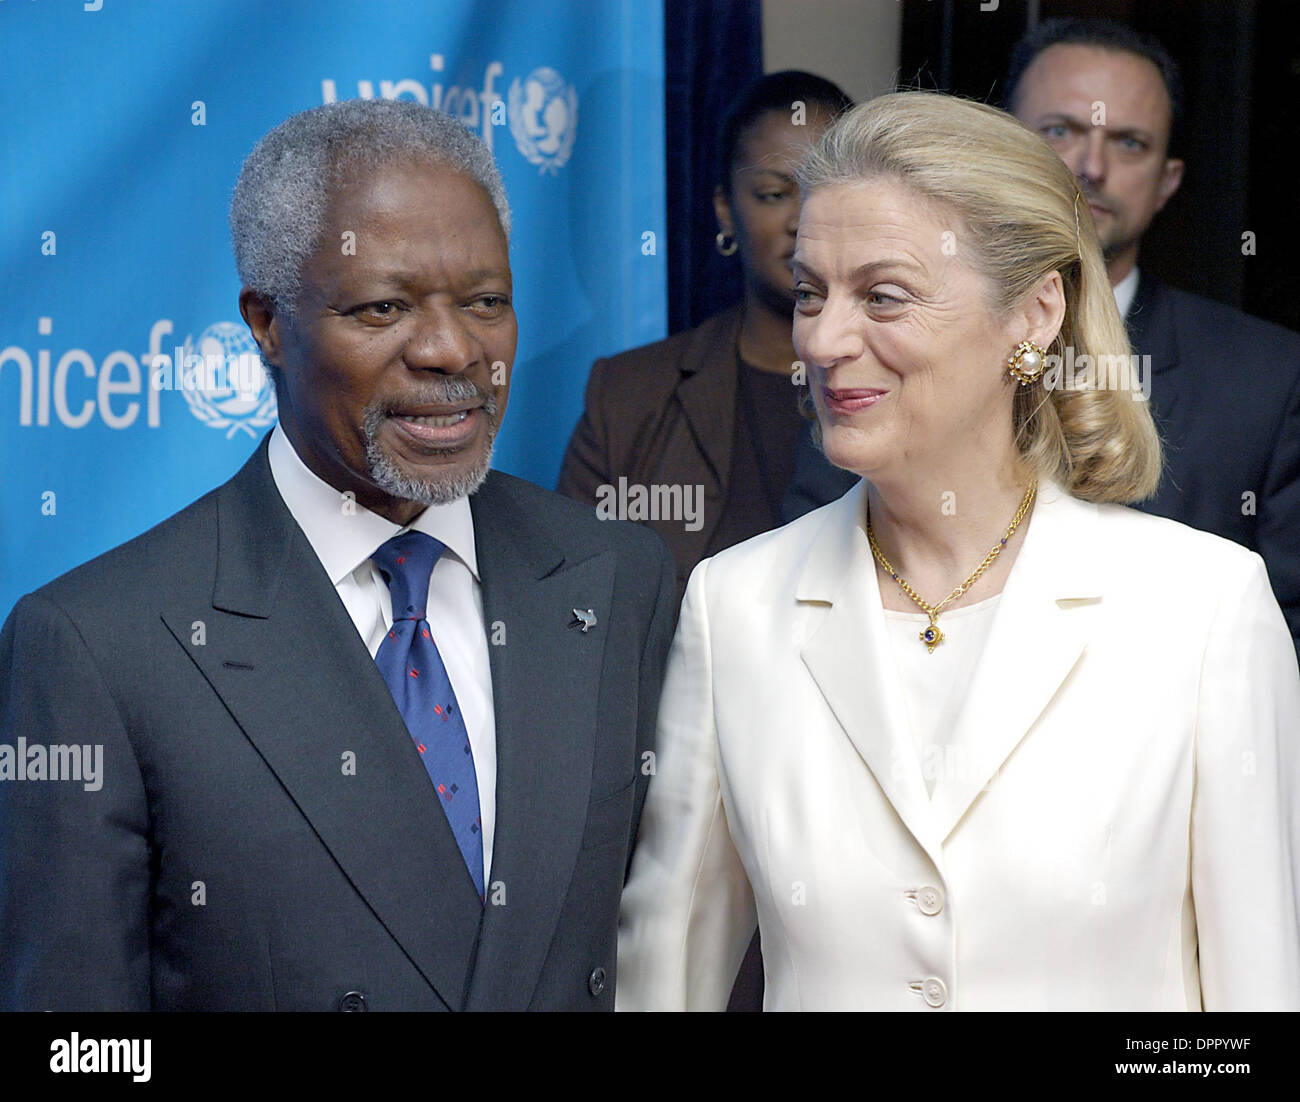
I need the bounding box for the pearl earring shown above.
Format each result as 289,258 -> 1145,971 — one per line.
1008,340 -> 1048,386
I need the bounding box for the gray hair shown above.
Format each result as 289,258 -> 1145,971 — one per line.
229,98 -> 511,319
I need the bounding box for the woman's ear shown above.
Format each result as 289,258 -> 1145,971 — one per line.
1022,269 -> 1067,351
713,185 -> 735,238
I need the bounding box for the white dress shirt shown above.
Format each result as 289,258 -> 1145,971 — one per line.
267,424 -> 497,885
1113,265 -> 1139,320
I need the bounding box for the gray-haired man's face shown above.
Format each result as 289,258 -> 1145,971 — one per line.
243,159 -> 516,526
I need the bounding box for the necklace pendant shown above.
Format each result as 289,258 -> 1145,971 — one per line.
920,623 -> 944,653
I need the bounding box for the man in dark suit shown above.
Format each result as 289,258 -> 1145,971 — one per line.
783,18 -> 1300,654
0,98 -> 677,1011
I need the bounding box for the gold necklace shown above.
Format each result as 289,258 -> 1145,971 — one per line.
867,481 -> 1037,653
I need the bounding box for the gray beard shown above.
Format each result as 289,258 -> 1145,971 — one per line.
361,379 -> 498,507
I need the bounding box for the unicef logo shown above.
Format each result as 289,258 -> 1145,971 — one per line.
178,322 -> 277,439
508,66 -> 578,174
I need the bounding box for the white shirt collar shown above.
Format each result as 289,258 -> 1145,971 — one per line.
1113,266 -> 1140,321
266,422 -> 480,585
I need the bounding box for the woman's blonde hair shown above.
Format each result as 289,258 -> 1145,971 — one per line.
796,91 -> 1161,503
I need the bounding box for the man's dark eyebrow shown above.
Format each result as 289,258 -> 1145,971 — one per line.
1107,126 -> 1155,142
1034,112 -> 1154,142
1033,111 -> 1088,130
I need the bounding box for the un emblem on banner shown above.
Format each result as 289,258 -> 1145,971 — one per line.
508,67 -> 578,174
179,322 -> 277,439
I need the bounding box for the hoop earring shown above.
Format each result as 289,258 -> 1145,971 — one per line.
715,231 -> 738,257
1007,340 -> 1048,386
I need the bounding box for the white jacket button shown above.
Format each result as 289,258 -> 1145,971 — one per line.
922,977 -> 948,1008
917,886 -> 945,915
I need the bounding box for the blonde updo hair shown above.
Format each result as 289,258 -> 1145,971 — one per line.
796,91 -> 1161,503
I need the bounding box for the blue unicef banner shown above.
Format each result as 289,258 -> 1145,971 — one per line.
0,0 -> 666,623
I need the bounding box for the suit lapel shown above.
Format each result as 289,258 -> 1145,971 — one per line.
1126,275 -> 1192,509
674,305 -> 743,488
1128,273 -> 1181,420
797,482 -> 945,870
663,306 -> 743,562
1127,272 -> 1177,374
462,473 -> 615,1011
161,438 -> 483,1011
928,483 -> 1103,840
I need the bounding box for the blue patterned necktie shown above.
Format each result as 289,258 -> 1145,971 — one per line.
372,530 -> 484,901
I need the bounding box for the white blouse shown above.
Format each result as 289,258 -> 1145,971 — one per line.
884,596 -> 1001,799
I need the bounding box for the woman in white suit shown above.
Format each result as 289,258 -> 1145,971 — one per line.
616,92 -> 1300,1011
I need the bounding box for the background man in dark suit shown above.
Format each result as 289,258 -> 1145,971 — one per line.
783,17 -> 1300,656
0,99 -> 677,1011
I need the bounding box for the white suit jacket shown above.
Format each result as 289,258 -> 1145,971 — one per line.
617,479 -> 1300,1010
